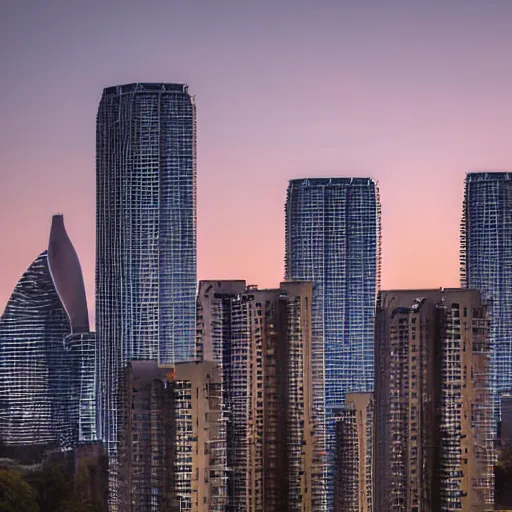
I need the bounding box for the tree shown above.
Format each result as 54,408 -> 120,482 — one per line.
57,500 -> 96,512
25,462 -> 73,512
496,446 -> 512,509
72,455 -> 108,512
0,468 -> 39,512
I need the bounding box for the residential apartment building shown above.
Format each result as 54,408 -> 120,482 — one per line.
375,289 -> 494,512
118,361 -> 226,512
196,280 -> 322,512
334,392 -> 374,512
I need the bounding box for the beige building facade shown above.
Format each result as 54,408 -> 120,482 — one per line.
375,289 -> 494,512
118,360 -> 226,512
196,280 -> 323,512
334,392 -> 374,512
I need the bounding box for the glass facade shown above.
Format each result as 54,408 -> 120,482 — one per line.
285,177 -> 381,507
0,215 -> 96,451
461,171 -> 512,422
0,251 -> 71,448
96,83 -> 197,504
64,332 -> 98,444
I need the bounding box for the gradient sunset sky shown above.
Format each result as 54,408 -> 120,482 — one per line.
1,0 -> 512,320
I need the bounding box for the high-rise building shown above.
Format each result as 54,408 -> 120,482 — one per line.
117,361 -> 226,512
279,281 -> 322,512
195,280 -> 247,365
500,393 -> 512,447
461,171 -> 512,423
284,177 -> 381,506
64,332 -> 98,444
196,280 -> 323,512
0,215 -> 96,451
375,289 -> 494,512
334,392 -> 374,512
95,83 -> 197,500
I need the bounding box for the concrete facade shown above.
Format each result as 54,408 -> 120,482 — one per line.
118,361 -> 226,512
334,392 -> 374,512
196,280 -> 323,512
375,289 -> 494,512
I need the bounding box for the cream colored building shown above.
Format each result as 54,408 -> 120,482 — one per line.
118,361 -> 226,512
196,280 -> 323,512
375,289 -> 494,512
334,392 -> 374,512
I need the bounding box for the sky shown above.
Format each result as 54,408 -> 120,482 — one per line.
1,0 -> 512,321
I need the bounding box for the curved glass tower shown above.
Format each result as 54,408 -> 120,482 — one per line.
461,171 -> 512,423
285,177 -> 381,508
0,215 -> 96,450
96,83 -> 197,503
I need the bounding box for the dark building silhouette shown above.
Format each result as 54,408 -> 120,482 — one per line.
73,441 -> 109,511
500,393 -> 512,447
0,215 -> 96,451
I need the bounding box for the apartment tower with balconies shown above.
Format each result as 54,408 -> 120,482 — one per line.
375,289 -> 493,512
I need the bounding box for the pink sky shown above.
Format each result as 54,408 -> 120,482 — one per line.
1,1 -> 512,323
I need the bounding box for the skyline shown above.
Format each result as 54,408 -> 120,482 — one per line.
2,1 -> 512,322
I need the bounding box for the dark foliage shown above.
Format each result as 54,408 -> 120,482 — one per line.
496,447 -> 512,509
0,468 -> 39,512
